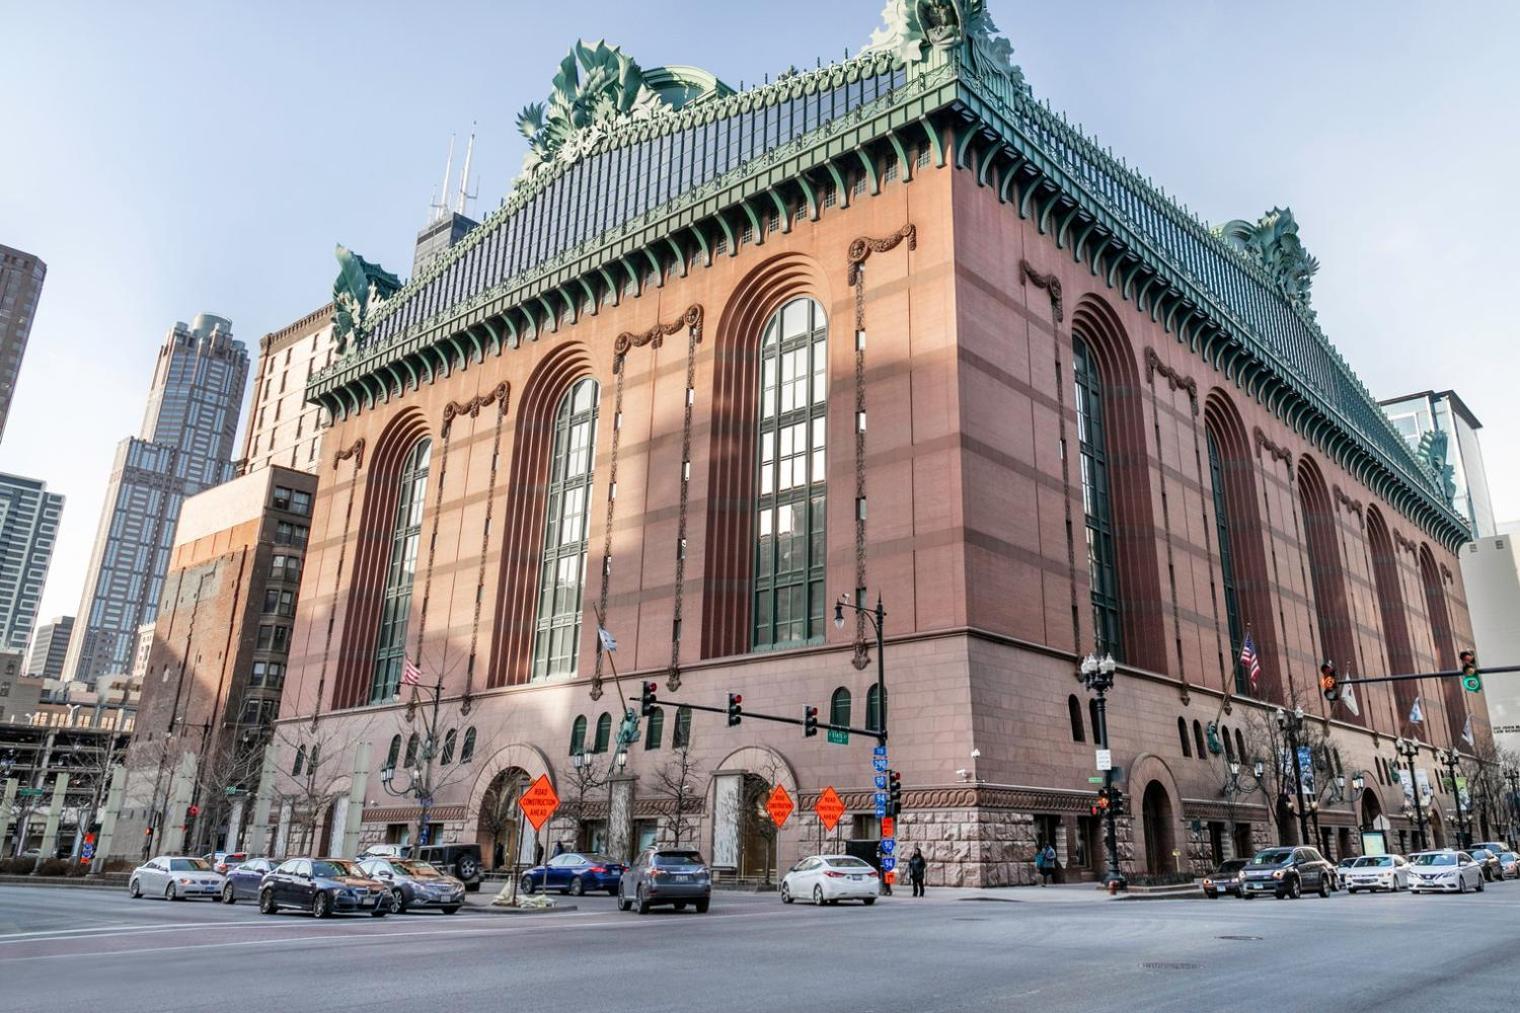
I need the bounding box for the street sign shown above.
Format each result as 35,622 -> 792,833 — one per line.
827,728 -> 849,745
814,786 -> 846,831
872,757 -> 888,772
881,816 -> 895,838
766,785 -> 794,827
874,803 -> 887,818
1087,776 -> 1105,784
16,788 -> 43,798
874,792 -> 888,806
881,855 -> 896,871
1095,749 -> 1112,771
880,838 -> 895,855
873,745 -> 887,757
517,774 -> 560,832
874,774 -> 887,790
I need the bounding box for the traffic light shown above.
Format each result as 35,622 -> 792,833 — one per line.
186,804 -> 201,818
804,705 -> 819,737
1460,650 -> 1482,694
1319,660 -> 1339,702
1091,787 -> 1111,818
1109,786 -> 1126,817
888,769 -> 902,817
640,681 -> 658,717
727,693 -> 743,727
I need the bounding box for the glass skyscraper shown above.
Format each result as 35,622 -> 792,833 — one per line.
0,473 -> 63,652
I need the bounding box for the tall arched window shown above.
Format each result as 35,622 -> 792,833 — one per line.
1068,695 -> 1085,743
1089,699 -> 1102,745
440,729 -> 457,766
1420,544 -> 1464,744
1073,336 -> 1121,660
1298,459 -> 1356,701
1192,719 -> 1206,759
370,438 -> 432,701
754,297 -> 828,649
1234,728 -> 1246,765
866,684 -> 882,733
569,715 -> 587,755
593,712 -> 612,753
673,706 -> 693,748
384,735 -> 402,772
533,377 -> 599,681
460,727 -> 476,764
1177,717 -> 1192,758
1367,509 -> 1417,724
404,733 -> 420,768
645,707 -> 665,750
830,687 -> 852,729
1206,430 -> 1245,688
1222,724 -> 1235,762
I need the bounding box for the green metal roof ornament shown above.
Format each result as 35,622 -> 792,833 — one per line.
1417,429 -> 1458,505
1215,207 -> 1320,312
864,0 -> 1025,89
332,244 -> 401,354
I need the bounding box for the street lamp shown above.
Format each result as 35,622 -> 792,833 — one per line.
379,675 -> 447,851
1080,652 -> 1124,891
834,592 -> 887,745
1435,748 -> 1471,849
1275,706 -> 1312,847
1395,737 -> 1428,851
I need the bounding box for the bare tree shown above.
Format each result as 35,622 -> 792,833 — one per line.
649,745 -> 705,848
269,719 -> 370,856
738,755 -> 788,884
477,770 -> 529,871
555,753 -> 610,848
187,729 -> 269,854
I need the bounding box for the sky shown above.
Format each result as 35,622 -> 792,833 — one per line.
2,0 -> 1518,624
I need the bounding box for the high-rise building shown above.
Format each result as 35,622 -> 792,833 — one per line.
0,244 -> 47,444
1380,390 -> 1495,538
0,474 -> 64,653
23,615 -> 72,680
241,304 -> 336,475
412,212 -> 477,276
1461,535 -> 1520,756
64,314 -> 247,687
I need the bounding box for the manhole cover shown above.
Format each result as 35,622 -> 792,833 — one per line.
1141,962 -> 1199,971
1217,935 -> 1262,941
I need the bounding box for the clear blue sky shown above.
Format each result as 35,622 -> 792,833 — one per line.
3,1 -> 1517,621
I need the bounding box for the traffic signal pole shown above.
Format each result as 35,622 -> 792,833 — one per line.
630,692 -> 882,741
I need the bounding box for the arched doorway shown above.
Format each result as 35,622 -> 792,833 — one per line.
1141,781 -> 1176,875
1359,787 -> 1383,831
476,768 -> 530,872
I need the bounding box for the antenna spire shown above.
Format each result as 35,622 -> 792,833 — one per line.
432,134 -> 456,222
455,123 -> 478,216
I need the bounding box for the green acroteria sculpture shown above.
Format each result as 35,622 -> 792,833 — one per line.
332,244 -> 401,354
516,40 -> 667,177
864,0 -> 1025,88
1216,208 -> 1320,311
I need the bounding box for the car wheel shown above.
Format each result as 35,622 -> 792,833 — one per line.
1204,889 -> 1217,899
780,883 -> 793,904
636,886 -> 650,915
129,878 -> 141,898
442,905 -> 460,915
569,877 -> 585,897
617,884 -> 631,912
1317,877 -> 1329,898
1287,878 -> 1301,900
695,898 -> 709,913
312,892 -> 331,919
165,883 -> 178,902
1459,877 -> 1468,894
520,875 -> 535,895
1477,877 -> 1486,893
222,883 -> 236,905
813,885 -> 825,907
456,855 -> 480,884
863,897 -> 876,906
390,888 -> 407,913
259,889 -> 277,914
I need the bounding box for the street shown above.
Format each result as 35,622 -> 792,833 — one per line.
1,883 -> 1515,1012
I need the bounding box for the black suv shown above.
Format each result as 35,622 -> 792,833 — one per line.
411,844 -> 483,892
1240,846 -> 1336,899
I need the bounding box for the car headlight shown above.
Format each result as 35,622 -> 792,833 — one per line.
1272,870 -> 1284,880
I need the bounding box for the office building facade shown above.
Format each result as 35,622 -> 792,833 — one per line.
0,473 -> 64,653
0,243 -> 46,445
242,305 -> 337,475
23,615 -> 73,681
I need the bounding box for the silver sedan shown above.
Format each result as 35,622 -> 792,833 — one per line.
357,858 -> 466,914
129,856 -> 225,901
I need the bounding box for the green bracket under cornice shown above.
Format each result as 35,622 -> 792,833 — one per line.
765,189 -> 791,234
795,175 -> 820,222
854,148 -> 880,196
824,162 -> 850,208
887,133 -> 913,182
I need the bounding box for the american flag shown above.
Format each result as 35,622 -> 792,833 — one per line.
1239,631 -> 1262,694
402,657 -> 422,688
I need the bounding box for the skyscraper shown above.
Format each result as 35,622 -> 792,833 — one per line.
0,244 -> 47,445
0,474 -> 63,652
64,314 -> 247,686
23,615 -> 73,680
1380,389 -> 1495,538
240,304 -> 336,475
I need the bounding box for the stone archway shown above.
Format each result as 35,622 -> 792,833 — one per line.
709,746 -> 800,881
1359,785 -> 1385,831
1141,781 -> 1177,875
476,768 -> 530,871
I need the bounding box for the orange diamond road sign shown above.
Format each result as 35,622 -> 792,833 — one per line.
518,773 -> 560,832
766,785 -> 795,827
814,786 -> 846,831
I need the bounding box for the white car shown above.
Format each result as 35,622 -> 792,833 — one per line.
1407,850 -> 1485,894
1342,854 -> 1409,893
129,855 -> 225,901
780,855 -> 880,906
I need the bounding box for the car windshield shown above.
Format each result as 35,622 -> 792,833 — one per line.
1471,849 -> 1493,859
1216,860 -> 1246,873
1354,857 -> 1392,868
1503,853 -> 1518,862
393,861 -> 442,878
313,860 -> 361,878
169,858 -> 212,872
1412,853 -> 1456,867
1250,849 -> 1293,866
653,851 -> 705,867
825,857 -> 873,869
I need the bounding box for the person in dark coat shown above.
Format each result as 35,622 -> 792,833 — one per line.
1036,842 -> 1058,886
908,847 -> 928,897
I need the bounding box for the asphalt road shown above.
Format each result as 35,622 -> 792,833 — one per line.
1,881 -> 1516,1012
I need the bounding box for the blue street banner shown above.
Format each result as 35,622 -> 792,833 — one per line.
873,757 -> 888,772
881,856 -> 896,871
874,746 -> 888,757
1297,747 -> 1315,796
880,839 -> 895,854
874,774 -> 887,790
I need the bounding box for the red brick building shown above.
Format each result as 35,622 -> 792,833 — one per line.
279,6 -> 1482,883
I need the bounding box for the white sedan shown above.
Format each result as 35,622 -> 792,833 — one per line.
1407,850 -> 1485,894
129,855 -> 225,901
1342,854 -> 1409,893
780,855 -> 880,906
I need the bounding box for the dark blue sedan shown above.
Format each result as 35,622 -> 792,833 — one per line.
520,853 -> 625,896
220,857 -> 275,904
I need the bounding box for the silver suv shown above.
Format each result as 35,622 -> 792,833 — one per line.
618,848 -> 711,914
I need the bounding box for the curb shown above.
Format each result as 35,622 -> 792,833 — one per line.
467,902 -> 580,916
0,875 -> 127,891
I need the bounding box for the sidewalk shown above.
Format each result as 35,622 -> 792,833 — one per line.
893,882 -> 1199,904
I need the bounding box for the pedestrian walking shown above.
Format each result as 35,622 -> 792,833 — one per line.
552,840 -> 566,857
1036,841 -> 1057,886
908,847 -> 927,897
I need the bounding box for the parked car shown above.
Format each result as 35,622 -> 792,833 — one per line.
1239,846 -> 1336,899
410,844 -> 482,892
1468,848 -> 1502,882
1496,851 -> 1520,880
780,854 -> 880,906
1470,841 -> 1510,861
618,848 -> 711,914
129,856 -> 224,901
258,857 -> 390,917
1408,850 -> 1485,894
519,852 -> 625,896
221,857 -> 276,904
359,843 -> 409,860
1202,859 -> 1248,899
357,858 -> 465,913
1342,854 -> 1410,893
202,851 -> 249,876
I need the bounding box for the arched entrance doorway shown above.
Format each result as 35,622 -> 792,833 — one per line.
1141,781 -> 1176,875
1359,787 -> 1383,831
476,768 -> 530,872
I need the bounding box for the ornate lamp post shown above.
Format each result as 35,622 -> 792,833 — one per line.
1435,748 -> 1470,849
1275,706 -> 1312,846
1081,652 -> 1124,891
1504,766 -> 1520,845
379,675 -> 446,850
1395,737 -> 1428,851
833,592 -> 887,744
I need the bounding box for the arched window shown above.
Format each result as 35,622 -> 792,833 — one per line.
866,684 -> 882,733
753,297 -> 828,649
673,706 -> 693,749
292,746 -> 306,777
1192,720 -> 1206,759
1073,336 -> 1121,660
533,378 -> 600,680
384,735 -> 402,771
1206,430 -> 1245,689
830,687 -> 852,729
370,438 -> 432,702
440,729 -> 457,766
645,707 -> 665,750
1297,459 -> 1356,708
1222,724 -> 1235,762
1068,695 -> 1085,743
1367,508 -> 1417,723
1089,699 -> 1102,745
1419,544 -> 1464,743
404,733 -> 419,768
593,712 -> 612,753
569,715 -> 587,756
460,727 -> 476,764
1234,728 -> 1246,764
1177,717 -> 1192,758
